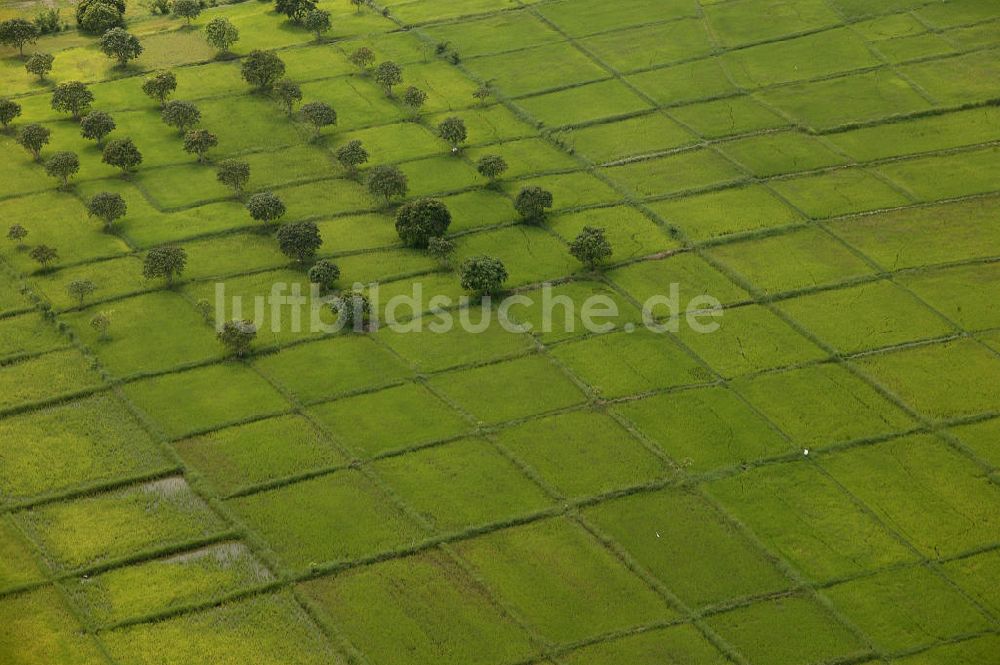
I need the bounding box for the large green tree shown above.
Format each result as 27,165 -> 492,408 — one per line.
100,27 -> 143,67
275,221 -> 322,262
51,81 -> 94,120
241,50 -> 285,90
143,246 -> 187,284
0,18 -> 38,56
395,198 -> 451,248
102,137 -> 142,174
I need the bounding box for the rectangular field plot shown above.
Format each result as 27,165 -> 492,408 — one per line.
538,0 -> 697,36
0,349 -> 103,412
733,363 -> 916,447
373,438 -> 551,532
68,542 -> 272,627
724,29 -> 880,88
548,205 -> 677,261
0,516 -> 45,592
579,18 -> 714,72
706,462 -> 914,582
650,185 -> 803,241
453,225 -> 579,286
123,363 -> 290,439
822,435 -> 1000,558
504,280 -> 644,342
423,10 -> 560,59
495,410 -> 668,498
604,149 -> 745,198
17,477 -> 227,571
719,131 -> 848,178
502,171 -> 622,210
853,338 -> 1000,420
555,112 -> 697,164
559,624 -> 729,665
950,417 -> 1000,470
228,470 -> 426,570
299,77 -> 406,131
900,49 -> 1000,105
585,488 -> 792,608
770,167 -> 911,218
704,0 -> 841,46
613,386 -> 794,471
0,311 -> 67,361
466,137 -> 579,179
173,414 -> 345,497
891,635 -> 1000,665
101,590 -> 343,665
377,317 -> 534,373
897,262 -> 1000,332
942,548 -> 1000,618
427,104 -> 537,146
669,95 -> 791,139
399,156 -> 482,197
608,252 -> 750,308
627,59 -> 738,106
0,586 -> 107,665
300,550 -> 535,665
0,393 -> 170,505
308,383 -> 469,457
877,146 -> 1000,202
466,42 -> 609,97
517,79 -> 653,128
453,518 -> 675,644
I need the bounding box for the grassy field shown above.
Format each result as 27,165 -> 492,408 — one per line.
1,0 -> 999,663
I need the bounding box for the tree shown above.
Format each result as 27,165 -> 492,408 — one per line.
350,0 -> 368,14
90,311 -> 111,340
102,137 -> 142,174
401,86 -> 426,115
367,165 -> 407,203
275,221 -> 322,262
395,198 -> 451,248
80,110 -> 115,146
0,18 -> 38,56
217,159 -> 250,197
29,244 -> 58,269
217,319 -> 257,357
7,224 -> 28,246
195,299 -> 213,323
307,259 -> 340,292
477,154 -> 507,183
142,70 -> 177,106
87,192 -> 127,229
205,17 -> 239,54
51,81 -> 94,120
143,246 -> 187,284
348,46 -> 374,72
242,50 -> 285,90
514,186 -> 553,223
245,191 -> 285,224
16,123 -> 50,160
172,0 -> 201,25
300,101 -> 336,139
459,256 -> 507,297
473,83 -> 493,105
273,78 -> 302,115
161,99 -> 200,134
0,98 -> 21,129
67,279 -> 96,305
100,27 -> 143,67
335,139 -> 368,174
76,0 -> 125,33
427,236 -> 455,268
303,9 -> 330,40
25,52 -> 53,80
275,0 -> 317,23
569,226 -> 612,269
183,128 -> 218,162
374,61 -> 402,96
45,151 -> 80,189
332,289 -> 369,331
437,116 -> 467,151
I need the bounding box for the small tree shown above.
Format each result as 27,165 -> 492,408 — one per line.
374,61 -> 402,96
7,224 -> 28,246
80,110 -> 115,146
102,137 -> 142,174
143,246 -> 187,285
0,18 -> 38,56
77,0 -> 125,34
0,98 -> 21,129
477,154 -> 507,183
16,123 -> 50,160
195,298 -> 213,323
142,70 -> 177,106
459,255 -> 507,298
172,0 -> 201,25
45,151 -> 80,189
437,116 -> 467,152
25,52 -> 53,80
87,191 -> 127,229
514,186 -> 553,224
300,101 -> 336,140
67,279 -> 96,305
245,191 -> 285,224
569,226 -> 612,269
395,198 -> 451,248
273,78 -> 302,115
217,159 -> 250,197
242,50 -> 285,90
275,221 -> 322,262
29,244 -> 59,269
332,290 -> 369,331
307,259 -> 340,292
100,27 -> 143,67
275,0 -> 317,23
401,86 -> 426,116
161,99 -> 200,134
51,81 -> 94,120
205,17 -> 239,54
348,46 -> 374,72
367,165 -> 408,204
303,9 -> 331,41
217,319 -> 257,357
473,83 -> 493,105
335,139 -> 368,175
183,128 -> 218,163
350,0 -> 367,14
427,236 -> 455,268
90,311 -> 112,339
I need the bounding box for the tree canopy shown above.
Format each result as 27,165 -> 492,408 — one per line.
80,111 -> 116,145
205,17 -> 239,53
142,70 -> 177,106
100,27 -> 143,67
242,50 -> 285,90
395,198 -> 451,248
367,165 -> 408,203
276,221 -> 323,262
87,191 -> 127,228
51,81 -> 94,119
143,246 -> 187,284
0,18 -> 38,55
102,137 -> 143,174
459,256 -> 508,297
